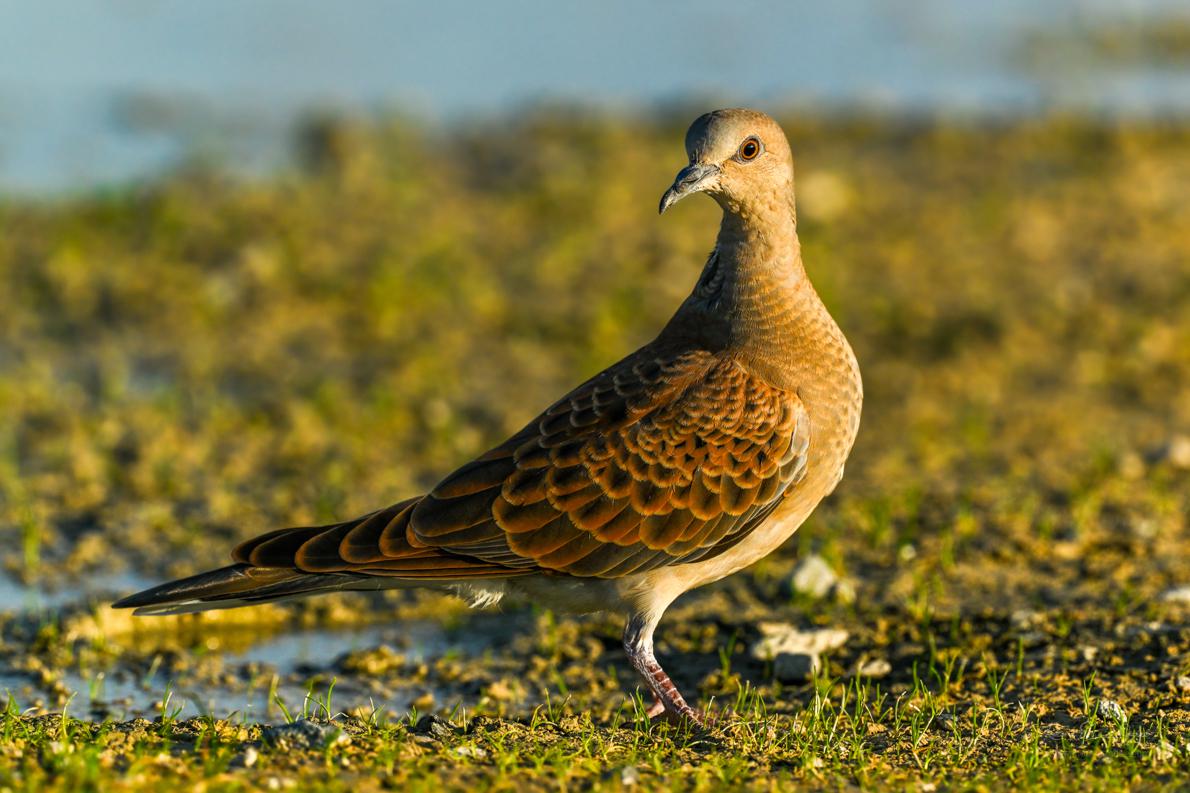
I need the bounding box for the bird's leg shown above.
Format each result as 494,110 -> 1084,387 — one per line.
624,615 -> 701,725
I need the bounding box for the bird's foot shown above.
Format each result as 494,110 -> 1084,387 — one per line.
651,703 -> 703,727
645,696 -> 667,719
645,693 -> 703,727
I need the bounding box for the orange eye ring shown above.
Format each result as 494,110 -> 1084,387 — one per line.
737,137 -> 762,161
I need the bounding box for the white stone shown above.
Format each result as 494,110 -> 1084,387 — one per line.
752,623 -> 849,683
857,658 -> 891,678
752,623 -> 850,659
1168,435 -> 1190,469
790,555 -> 839,598
1097,699 -> 1126,722
1160,586 -> 1190,604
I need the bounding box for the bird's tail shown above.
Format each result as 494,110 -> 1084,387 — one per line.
113,497 -> 528,616
111,563 -> 390,616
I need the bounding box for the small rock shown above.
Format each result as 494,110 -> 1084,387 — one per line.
1097,699 -> 1127,722
260,719 -> 345,751
856,658 -> 891,678
1011,609 -> 1042,629
774,653 -> 820,681
790,555 -> 838,599
752,623 -> 849,683
1167,435 -> 1190,469
413,714 -> 458,741
620,765 -> 641,786
1159,586 -> 1190,604
934,712 -> 958,733
1174,676 -> 1190,692
1131,517 -> 1158,540
753,623 -> 849,658
453,745 -> 487,759
1154,740 -> 1178,764
241,746 -> 259,768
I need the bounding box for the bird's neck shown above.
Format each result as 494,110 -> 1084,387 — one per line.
673,191 -> 854,396
714,196 -> 804,293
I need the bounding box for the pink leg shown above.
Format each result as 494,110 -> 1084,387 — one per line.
624,616 -> 701,725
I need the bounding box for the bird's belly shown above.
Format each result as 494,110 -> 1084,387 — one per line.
505,575 -> 629,615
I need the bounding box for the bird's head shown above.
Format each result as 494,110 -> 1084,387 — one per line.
659,108 -> 794,216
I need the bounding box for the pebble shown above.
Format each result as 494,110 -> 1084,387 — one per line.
260,719 -> 346,750
453,745 -> 487,759
774,653 -> 820,681
751,623 -> 849,683
1159,586 -> 1190,604
1167,435 -> 1190,469
784,554 -> 856,603
857,658 -> 892,678
934,712 -> 958,733
790,555 -> 838,599
414,714 -> 459,741
1097,699 -> 1127,722
1011,609 -> 1042,629
1154,741 -> 1179,763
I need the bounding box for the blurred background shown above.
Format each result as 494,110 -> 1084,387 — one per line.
0,0 -> 1187,730
3,0 -> 1190,193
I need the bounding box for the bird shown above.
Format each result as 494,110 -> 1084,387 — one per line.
114,108 -> 863,725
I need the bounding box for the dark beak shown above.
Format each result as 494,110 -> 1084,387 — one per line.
659,163 -> 720,214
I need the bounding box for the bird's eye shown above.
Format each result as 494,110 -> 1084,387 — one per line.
737,137 -> 762,161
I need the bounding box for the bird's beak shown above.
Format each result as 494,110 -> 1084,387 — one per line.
659,163 -> 720,214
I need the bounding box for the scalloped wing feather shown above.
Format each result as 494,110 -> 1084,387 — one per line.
221,346 -> 810,583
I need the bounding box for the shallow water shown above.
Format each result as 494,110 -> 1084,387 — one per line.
0,571 -> 156,614
59,622 -> 475,721
0,574 -> 532,721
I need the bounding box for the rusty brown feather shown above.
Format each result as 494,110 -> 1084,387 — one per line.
229,349 -> 810,581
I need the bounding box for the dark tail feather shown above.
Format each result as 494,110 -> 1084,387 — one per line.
111,563 -> 381,616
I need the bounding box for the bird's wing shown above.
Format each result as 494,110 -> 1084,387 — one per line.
235,345 -> 810,579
